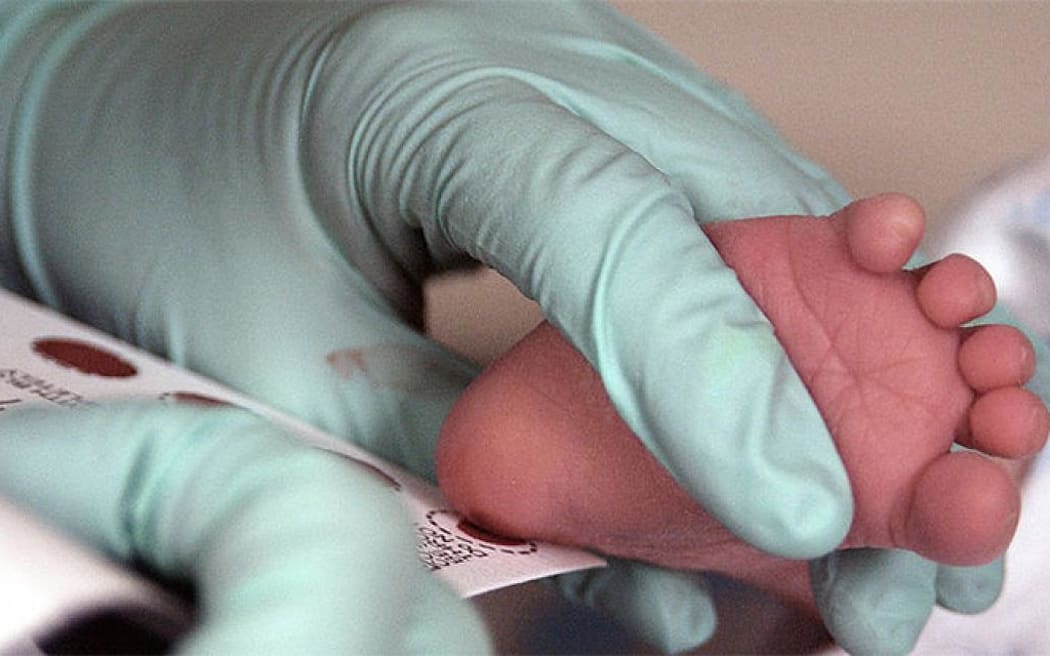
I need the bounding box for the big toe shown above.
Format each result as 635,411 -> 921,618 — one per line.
897,452 -> 1019,566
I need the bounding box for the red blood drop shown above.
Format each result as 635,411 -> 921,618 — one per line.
455,518 -> 528,546
32,338 -> 137,378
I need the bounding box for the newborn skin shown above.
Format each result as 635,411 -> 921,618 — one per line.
436,194 -> 1049,610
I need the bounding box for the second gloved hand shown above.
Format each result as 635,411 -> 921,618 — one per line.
0,402 -> 490,654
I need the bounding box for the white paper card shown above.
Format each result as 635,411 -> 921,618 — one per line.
0,289 -> 604,651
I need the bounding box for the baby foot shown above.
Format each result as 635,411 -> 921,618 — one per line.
703,194 -> 1045,562
436,194 -> 1048,607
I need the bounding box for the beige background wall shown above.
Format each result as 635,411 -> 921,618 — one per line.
425,1 -> 1050,367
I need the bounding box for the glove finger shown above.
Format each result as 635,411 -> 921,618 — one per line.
935,558 -> 1005,615
0,402 -> 490,654
403,569 -> 493,656
533,4 -> 852,222
9,0 -> 849,556
322,1 -> 849,225
553,558 -> 717,654
809,548 -> 937,656
340,62 -> 851,557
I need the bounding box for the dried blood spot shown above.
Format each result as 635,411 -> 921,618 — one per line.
159,391 -> 232,407
455,518 -> 528,546
32,338 -> 137,378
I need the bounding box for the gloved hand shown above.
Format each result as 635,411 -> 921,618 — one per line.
0,402 -> 491,653
811,550 -> 1005,654
0,2 -> 1019,652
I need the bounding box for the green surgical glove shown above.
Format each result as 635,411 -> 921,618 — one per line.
0,2 -> 1020,653
0,402 -> 491,654
1,0 -> 851,555
811,550 -> 1004,656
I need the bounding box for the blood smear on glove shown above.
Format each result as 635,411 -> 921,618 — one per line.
326,345 -> 465,396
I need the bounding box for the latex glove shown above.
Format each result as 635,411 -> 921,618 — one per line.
0,402 -> 491,654
0,2 -> 998,653
812,550 -> 1004,655
1,0 -> 851,553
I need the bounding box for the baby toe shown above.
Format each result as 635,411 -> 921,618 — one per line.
959,324 -> 1036,391
915,254 -> 997,328
964,387 -> 1049,458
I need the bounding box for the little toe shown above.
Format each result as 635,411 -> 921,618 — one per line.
844,193 -> 925,273
901,452 -> 1019,566
964,387 -> 1049,458
914,254 -> 997,328
959,324 -> 1036,391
